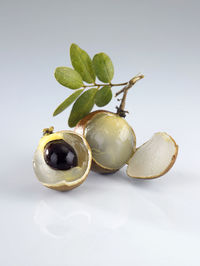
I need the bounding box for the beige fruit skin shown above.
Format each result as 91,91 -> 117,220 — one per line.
34,131 -> 92,191
75,110 -> 136,174
127,133 -> 179,179
75,110 -> 108,135
43,175 -> 89,191
90,159 -> 119,174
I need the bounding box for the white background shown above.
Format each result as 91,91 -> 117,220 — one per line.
1,0 -> 200,265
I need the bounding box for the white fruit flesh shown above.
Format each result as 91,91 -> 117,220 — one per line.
84,112 -> 136,170
127,132 -> 178,178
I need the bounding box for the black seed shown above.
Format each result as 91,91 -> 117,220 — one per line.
44,139 -> 78,170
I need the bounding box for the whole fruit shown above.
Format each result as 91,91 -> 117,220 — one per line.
75,110 -> 136,173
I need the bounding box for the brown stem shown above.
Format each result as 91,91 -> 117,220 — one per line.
116,74 -> 144,117
115,74 -> 144,97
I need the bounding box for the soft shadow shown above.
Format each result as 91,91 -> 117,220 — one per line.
87,167 -> 200,191
91,167 -> 156,188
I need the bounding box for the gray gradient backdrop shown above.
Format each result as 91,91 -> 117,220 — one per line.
1,0 -> 200,265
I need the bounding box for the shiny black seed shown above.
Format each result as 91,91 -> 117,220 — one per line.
44,139 -> 78,170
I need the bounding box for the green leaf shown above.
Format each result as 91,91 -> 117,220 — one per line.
55,67 -> 83,89
70,43 -> 96,84
68,88 -> 98,127
92,53 -> 114,83
53,89 -> 84,116
95,86 -> 112,107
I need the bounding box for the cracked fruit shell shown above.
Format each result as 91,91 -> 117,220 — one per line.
33,131 -> 92,191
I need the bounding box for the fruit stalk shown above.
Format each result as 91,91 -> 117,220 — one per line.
116,74 -> 144,117
43,126 -> 54,136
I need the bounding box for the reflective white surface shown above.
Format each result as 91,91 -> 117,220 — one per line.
1,163 -> 200,265
1,0 -> 200,265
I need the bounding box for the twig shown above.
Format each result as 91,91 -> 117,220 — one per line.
83,82 -> 128,88
115,74 -> 144,97
116,74 -> 144,117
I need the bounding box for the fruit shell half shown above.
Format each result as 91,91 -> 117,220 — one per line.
126,132 -> 178,179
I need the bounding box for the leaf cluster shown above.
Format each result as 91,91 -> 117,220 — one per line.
53,43 -> 114,127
